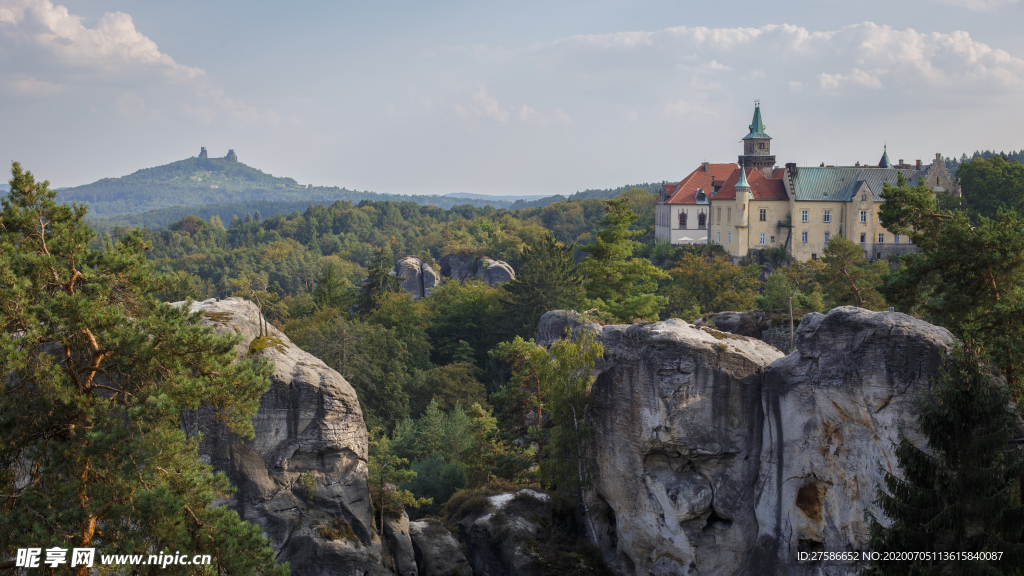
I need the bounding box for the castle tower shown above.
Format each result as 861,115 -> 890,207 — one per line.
878,144 -> 892,168
738,102 -> 775,175
225,149 -> 238,162
199,147 -> 208,159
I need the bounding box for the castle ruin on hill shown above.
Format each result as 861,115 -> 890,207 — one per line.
198,147 -> 238,162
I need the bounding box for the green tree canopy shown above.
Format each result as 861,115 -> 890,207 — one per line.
880,173 -> 1024,392
662,252 -> 760,318
500,233 -> 585,340
0,163 -> 285,575
956,155 -> 1024,219
816,236 -> 888,310
867,345 -> 1024,574
579,198 -> 668,321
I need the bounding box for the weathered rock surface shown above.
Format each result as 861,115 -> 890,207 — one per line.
474,257 -> 516,286
537,307 -> 957,576
395,257 -> 426,299
451,490 -> 556,576
385,513 -> 418,576
178,298 -> 388,576
701,310 -> 802,352
421,263 -> 442,297
750,307 -> 954,575
409,520 -> 471,576
437,255 -> 516,287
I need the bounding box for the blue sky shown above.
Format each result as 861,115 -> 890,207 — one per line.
2,0 -> 1024,195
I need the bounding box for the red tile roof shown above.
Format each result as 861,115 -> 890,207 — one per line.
663,164 -> 788,204
662,163 -> 737,205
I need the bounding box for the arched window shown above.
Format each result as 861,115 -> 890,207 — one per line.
698,212 -> 707,228
679,211 -> 687,228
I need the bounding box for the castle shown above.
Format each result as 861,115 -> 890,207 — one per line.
198,147 -> 238,162
654,104 -> 958,261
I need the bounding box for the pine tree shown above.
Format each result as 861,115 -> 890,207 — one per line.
0,163 -> 286,575
816,236 -> 888,310
867,344 -> 1024,574
253,210 -> 262,223
578,197 -> 668,321
355,246 -> 402,314
500,233 -> 585,339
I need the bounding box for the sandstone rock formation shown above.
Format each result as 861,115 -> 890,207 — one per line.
177,298 -> 389,576
750,307 -> 954,575
438,255 -> 515,286
537,306 -> 957,576
393,257 -> 444,300
474,257 -> 515,286
384,513 -> 418,576
408,520 -> 471,576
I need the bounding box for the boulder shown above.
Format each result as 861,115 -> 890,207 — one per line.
394,256 -> 424,299
421,263 -> 442,297
384,513 -> 417,576
178,298 -> 386,576
440,255 -> 476,281
475,257 -> 515,286
749,307 -> 954,575
408,520 -> 471,576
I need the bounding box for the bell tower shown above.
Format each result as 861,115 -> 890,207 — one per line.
738,101 -> 775,175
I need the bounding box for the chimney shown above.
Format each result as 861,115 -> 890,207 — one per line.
916,159 -> 922,169
899,159 -> 904,166
855,161 -> 860,166
703,162 -> 710,173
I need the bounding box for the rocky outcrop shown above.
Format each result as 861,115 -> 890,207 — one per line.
700,310 -> 802,352
384,514 -> 418,576
474,257 -> 515,286
438,255 -> 516,287
178,298 -> 388,576
409,520 -> 471,576
750,307 -> 954,575
393,257 -> 444,300
538,306 -> 956,576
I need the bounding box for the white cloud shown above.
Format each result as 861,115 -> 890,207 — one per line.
518,104 -> 536,122
7,76 -> 64,96
553,108 -> 572,124
0,0 -> 282,125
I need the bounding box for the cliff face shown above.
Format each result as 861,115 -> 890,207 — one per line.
538,307 -> 955,576
178,298 -> 389,576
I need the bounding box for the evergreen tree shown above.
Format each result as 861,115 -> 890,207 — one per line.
500,233 -> 585,339
313,261 -> 356,312
662,251 -> 759,318
253,210 -> 262,223
355,246 -> 402,314
245,212 -> 252,223
0,163 -> 285,575
816,236 -> 888,310
579,198 -> 668,321
880,173 -> 1024,393
867,344 -> 1024,574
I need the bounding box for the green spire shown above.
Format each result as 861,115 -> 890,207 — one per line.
737,166 -> 750,189
749,104 -> 765,135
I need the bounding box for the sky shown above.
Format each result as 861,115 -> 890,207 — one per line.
2,0 -> 1024,196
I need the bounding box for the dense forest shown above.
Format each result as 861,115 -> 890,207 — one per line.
6,153 -> 1024,573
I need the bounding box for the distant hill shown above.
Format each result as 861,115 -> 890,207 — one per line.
56,155 -> 530,217
42,151 -> 665,225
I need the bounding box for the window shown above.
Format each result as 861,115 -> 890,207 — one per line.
698,212 -> 707,228
727,231 -> 731,244
717,207 -> 721,224
862,194 -> 867,201
878,233 -> 885,243
860,233 -> 866,243
770,235 -> 775,243
801,231 -> 808,243
876,252 -> 882,260
825,232 -> 831,243
759,208 -> 767,222
727,208 -> 732,223
860,210 -> 868,223
894,233 -> 901,243
801,210 -> 808,223
811,253 -> 818,260
823,210 -> 832,223
759,233 -> 766,245
679,211 -> 687,229
717,231 -> 721,244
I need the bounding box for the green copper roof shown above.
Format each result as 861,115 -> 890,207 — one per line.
743,104 -> 770,140
878,145 -> 892,168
